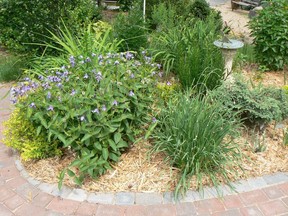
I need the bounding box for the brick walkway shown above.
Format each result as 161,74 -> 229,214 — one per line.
1,85 -> 288,216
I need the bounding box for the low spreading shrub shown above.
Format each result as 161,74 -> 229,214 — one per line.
150,91 -> 242,197
209,78 -> 288,128
3,108 -> 61,160
249,0 -> 288,70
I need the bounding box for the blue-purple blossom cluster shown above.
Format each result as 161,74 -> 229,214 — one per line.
10,79 -> 39,104
11,50 -> 163,123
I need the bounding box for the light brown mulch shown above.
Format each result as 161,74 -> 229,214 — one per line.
22,118 -> 288,193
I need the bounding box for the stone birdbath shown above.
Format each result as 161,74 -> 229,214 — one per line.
214,38 -> 244,81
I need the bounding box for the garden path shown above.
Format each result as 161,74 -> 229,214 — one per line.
1,82 -> 288,215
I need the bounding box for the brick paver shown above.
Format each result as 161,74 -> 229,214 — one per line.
75,202 -> 98,215
239,190 -> 269,206
263,186 -> 285,199
1,84 -> 288,216
222,194 -> 244,209
46,197 -> 80,215
95,204 -> 125,216
258,200 -> 288,216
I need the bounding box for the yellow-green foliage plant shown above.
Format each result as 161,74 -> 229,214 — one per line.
156,80 -> 180,101
3,108 -> 61,161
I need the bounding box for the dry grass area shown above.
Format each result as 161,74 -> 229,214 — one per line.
20,2 -> 288,193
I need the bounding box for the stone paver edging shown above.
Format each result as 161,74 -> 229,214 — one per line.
14,157 -> 288,205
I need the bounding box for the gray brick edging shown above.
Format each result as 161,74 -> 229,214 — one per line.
13,157 -> 288,206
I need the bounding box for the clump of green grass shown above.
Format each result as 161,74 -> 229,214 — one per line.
0,55 -> 24,82
150,91 -> 242,198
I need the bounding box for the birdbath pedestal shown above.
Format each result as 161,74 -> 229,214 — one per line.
214,39 -> 244,80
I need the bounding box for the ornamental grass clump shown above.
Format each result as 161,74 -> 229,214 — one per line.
10,25 -> 161,187
151,92 -> 242,197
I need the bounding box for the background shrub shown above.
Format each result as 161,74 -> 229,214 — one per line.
118,0 -> 134,11
3,108 -> 61,160
150,2 -> 178,31
0,0 -> 101,54
151,92 -> 242,197
113,3 -> 148,52
150,15 -> 224,92
249,0 -> 288,70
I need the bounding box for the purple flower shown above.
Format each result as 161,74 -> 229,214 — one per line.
31,82 -> 38,89
129,91 -> 135,97
63,71 -> 69,77
42,82 -> 50,90
158,72 -> 163,78
95,72 -> 102,83
47,105 -> 54,111
24,77 -> 30,81
112,100 -> 118,106
102,105 -> 107,111
85,57 -> 91,62
166,81 -> 172,86
157,64 -> 162,69
69,56 -> 75,67
151,71 -> 156,76
80,116 -> 85,121
47,75 -> 61,83
57,83 -> 62,88
56,71 -> 62,76
47,91 -> 51,99
38,75 -> 44,80
92,108 -> 99,114
152,117 -> 157,123
98,55 -> 103,61
130,73 -> 135,79
30,103 -> 36,108
70,89 -> 76,96
141,50 -> 146,55
114,60 -> 120,65
83,74 -> 89,79
125,52 -> 134,60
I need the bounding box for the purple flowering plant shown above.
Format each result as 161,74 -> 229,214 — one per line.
13,46 -> 161,187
